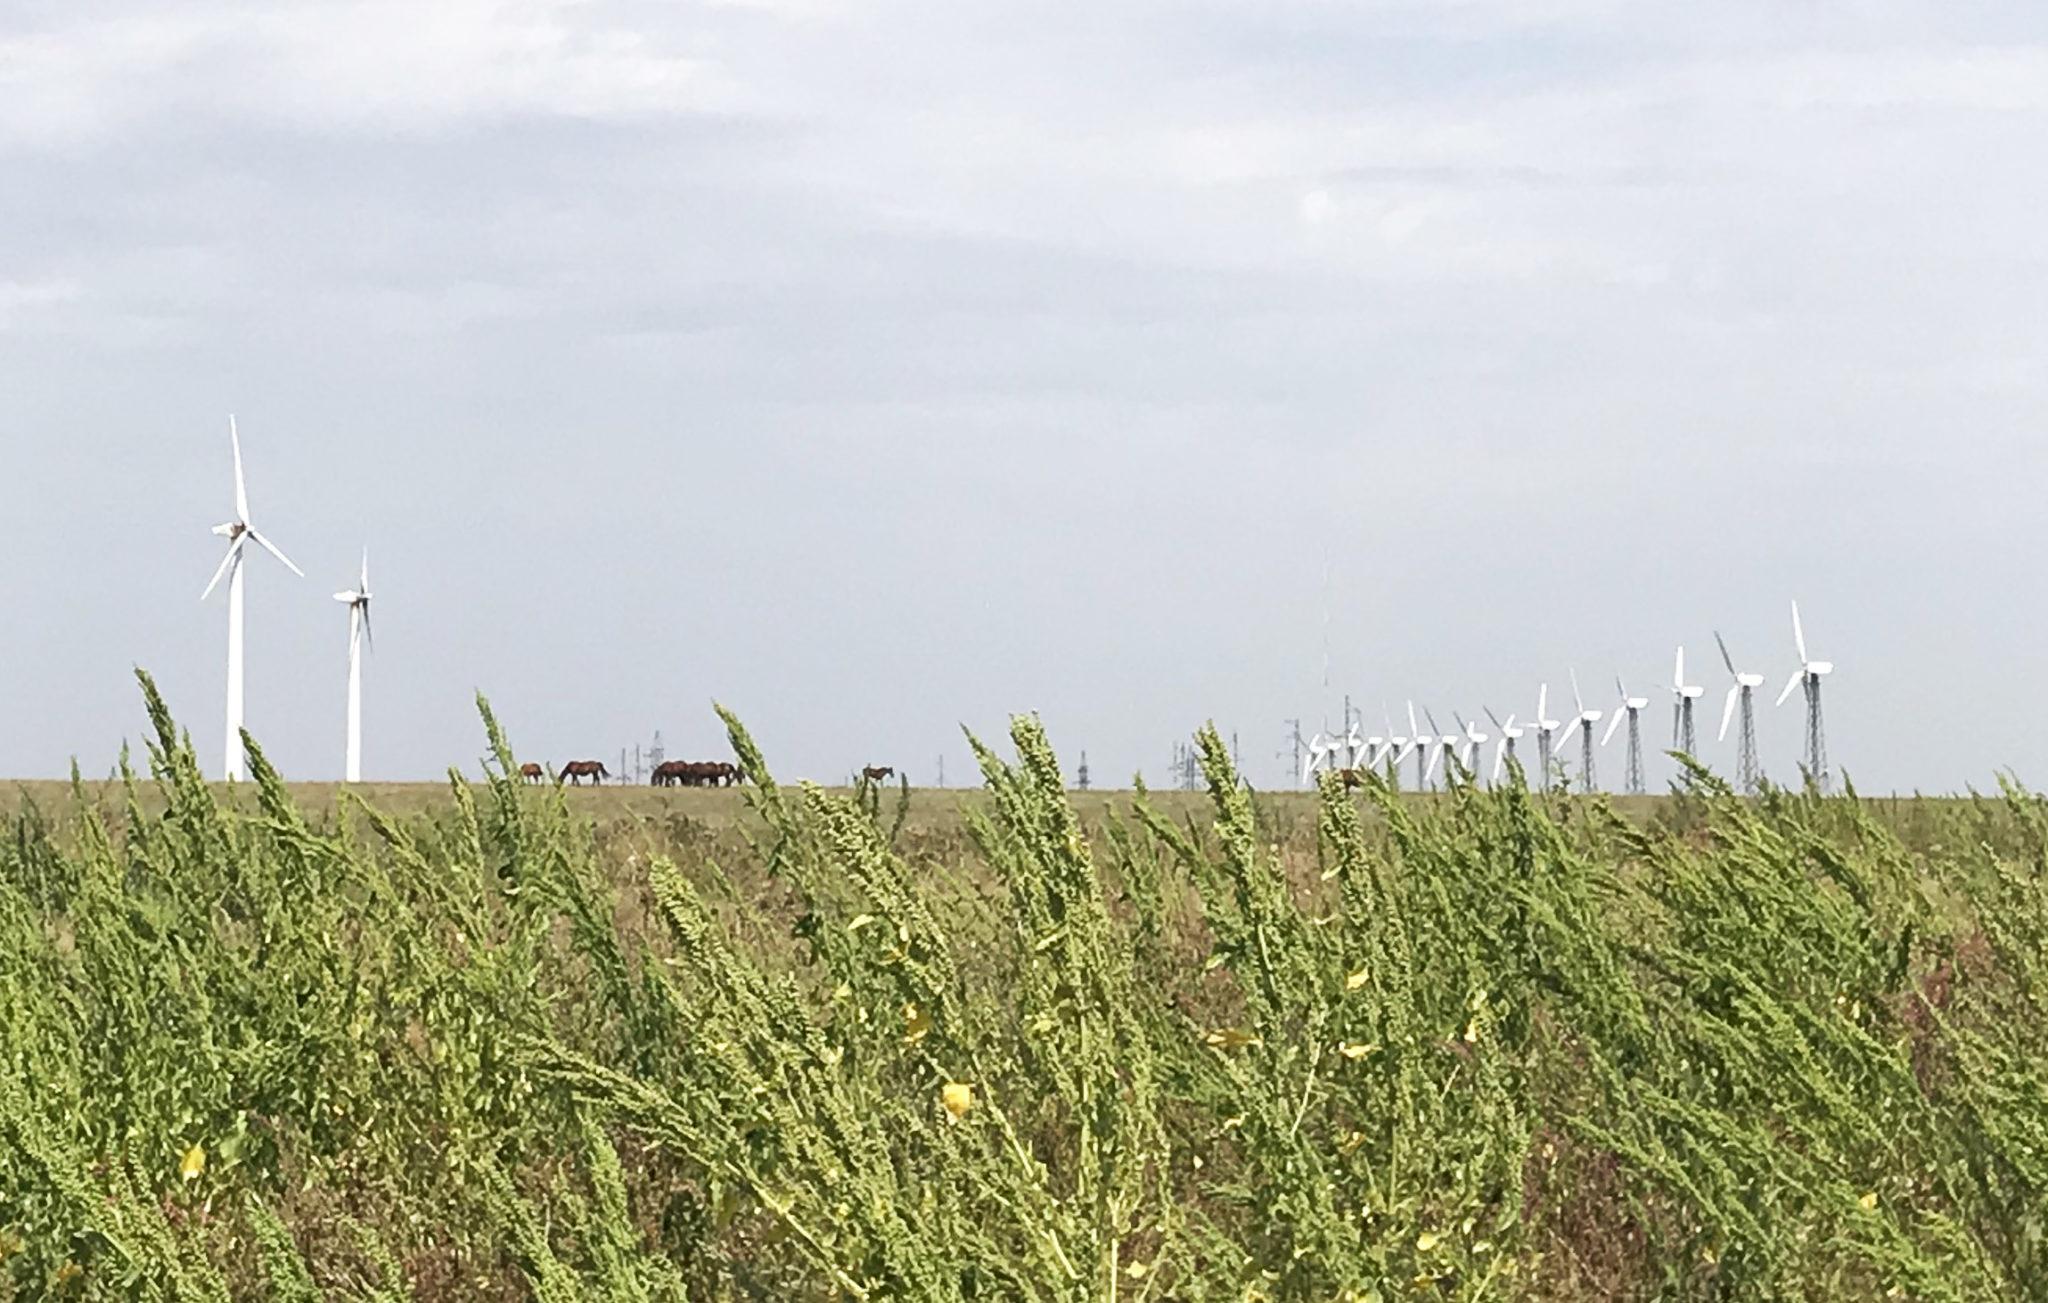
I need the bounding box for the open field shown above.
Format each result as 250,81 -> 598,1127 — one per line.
4,680 -> 2046,1299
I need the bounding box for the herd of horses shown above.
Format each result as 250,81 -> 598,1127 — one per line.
517,759 -> 894,788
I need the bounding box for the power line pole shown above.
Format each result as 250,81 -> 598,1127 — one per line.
1282,719 -> 1304,788
935,754 -> 946,789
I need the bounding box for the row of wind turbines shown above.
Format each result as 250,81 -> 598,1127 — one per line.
199,419 -> 374,782
1301,604 -> 1835,796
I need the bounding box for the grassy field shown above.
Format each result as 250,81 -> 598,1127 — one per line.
3,676 -> 2045,1299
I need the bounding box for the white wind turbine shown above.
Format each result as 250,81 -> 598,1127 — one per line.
1384,707 -> 1410,780
1300,731 -> 1334,785
1341,717 -> 1367,771
1774,599 -> 1835,791
200,417 -> 303,782
1454,712 -> 1489,784
1670,646 -> 1705,755
1404,701 -> 1431,789
1553,670 -> 1604,791
1425,708 -> 1458,787
1486,709 -> 1524,785
1602,676 -> 1651,795
335,550 -> 374,783
1532,685 -> 1565,791
1715,631 -> 1767,794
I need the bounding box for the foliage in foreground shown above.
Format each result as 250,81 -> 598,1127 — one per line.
2,673 -> 2048,1298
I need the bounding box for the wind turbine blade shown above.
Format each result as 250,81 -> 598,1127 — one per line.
1570,669 -> 1584,715
362,603 -> 374,653
1537,684 -> 1548,723
1775,671 -> 1802,708
230,416 -> 249,523
1615,675 -> 1627,702
1601,711 -> 1624,747
1407,701 -> 1420,738
1674,645 -> 1685,690
248,529 -> 305,577
1552,728 -> 1575,760
1501,714 -> 1516,732
1485,706 -> 1504,730
1719,685 -> 1739,742
1792,600 -> 1807,664
360,547 -> 370,593
1715,631 -> 1736,676
1425,746 -> 1443,781
1492,741 -> 1507,783
200,537 -> 245,601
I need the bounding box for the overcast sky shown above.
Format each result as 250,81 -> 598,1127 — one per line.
3,2 -> 2045,793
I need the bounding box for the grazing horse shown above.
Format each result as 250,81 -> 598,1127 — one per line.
861,766 -> 895,783
560,760 -> 609,786
652,760 -> 742,788
519,762 -> 546,785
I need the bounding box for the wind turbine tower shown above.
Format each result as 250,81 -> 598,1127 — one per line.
200,417 -> 303,782
1532,685 -> 1564,792
1775,600 -> 1835,791
1670,646 -> 1705,755
1556,671 -> 1604,792
1454,713 -> 1489,786
1603,676 -> 1650,796
1486,710 -> 1524,786
334,550 -> 374,783
1407,702 -> 1430,791
1715,631 -> 1767,794
1425,708 -> 1457,788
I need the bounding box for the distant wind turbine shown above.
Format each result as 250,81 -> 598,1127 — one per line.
1454,712 -> 1489,785
1384,706 -> 1411,784
1716,631 -> 1767,794
1301,731 -> 1333,785
200,417 -> 302,782
1532,684 -> 1564,792
1670,646 -> 1705,755
1554,670 -> 1604,792
1602,676 -> 1650,795
1775,600 -> 1835,791
1425,708 -> 1457,787
1486,709 -> 1524,785
335,550 -> 374,783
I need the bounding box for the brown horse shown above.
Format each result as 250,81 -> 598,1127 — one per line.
652,760 -> 742,788
861,766 -> 895,783
519,762 -> 546,785
560,760 -> 609,786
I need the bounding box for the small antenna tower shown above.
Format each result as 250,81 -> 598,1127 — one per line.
1282,719 -> 1305,788
936,754 -> 946,789
1077,750 -> 1091,791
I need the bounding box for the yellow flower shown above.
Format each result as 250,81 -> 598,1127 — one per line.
1204,1027 -> 1262,1050
1345,967 -> 1370,992
902,1003 -> 932,1045
941,1081 -> 975,1121
180,1144 -> 205,1182
1415,1230 -> 1443,1253
1859,1191 -> 1879,1211
1338,1041 -> 1379,1061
